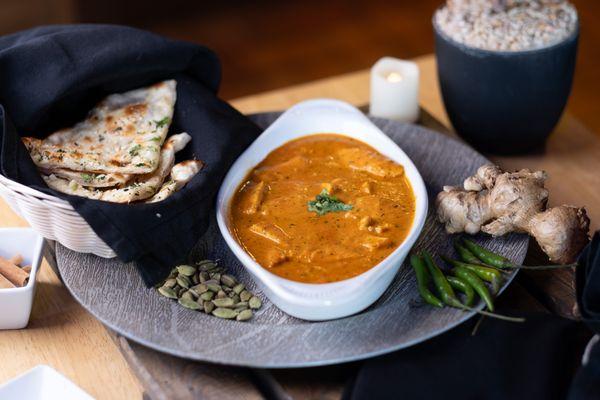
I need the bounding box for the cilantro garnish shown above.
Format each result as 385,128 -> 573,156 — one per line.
307,189 -> 353,216
129,144 -> 142,156
80,173 -> 94,183
154,117 -> 170,128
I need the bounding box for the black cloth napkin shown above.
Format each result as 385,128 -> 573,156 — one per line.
0,25 -> 261,285
346,232 -> 600,400
344,312 -> 590,400
576,232 -> 600,333
570,232 -> 600,399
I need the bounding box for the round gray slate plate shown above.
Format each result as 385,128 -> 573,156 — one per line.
56,114 -> 528,368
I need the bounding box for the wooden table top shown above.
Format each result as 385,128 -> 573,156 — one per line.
0,54 -> 598,400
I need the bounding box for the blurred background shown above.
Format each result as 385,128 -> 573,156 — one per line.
1,0 -> 598,133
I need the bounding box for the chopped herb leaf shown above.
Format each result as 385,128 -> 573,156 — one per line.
154,117 -> 170,128
80,173 -> 94,183
150,136 -> 162,142
135,163 -> 146,167
129,144 -> 142,156
307,189 -> 352,216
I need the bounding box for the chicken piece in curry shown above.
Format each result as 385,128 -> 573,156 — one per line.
230,134 -> 415,283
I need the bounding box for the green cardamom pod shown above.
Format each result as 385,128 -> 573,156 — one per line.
233,283 -> 245,295
212,298 -> 235,308
212,307 -> 239,319
158,286 -> 177,299
221,274 -> 237,288
249,296 -> 262,310
240,290 -> 252,302
236,309 -> 253,321
178,298 -> 201,310
177,265 -> 197,276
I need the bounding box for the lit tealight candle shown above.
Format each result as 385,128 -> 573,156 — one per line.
370,57 -> 419,122
386,71 -> 403,83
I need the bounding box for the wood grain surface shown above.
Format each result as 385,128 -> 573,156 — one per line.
0,54 -> 597,399
0,217 -> 143,398
114,333 -> 264,400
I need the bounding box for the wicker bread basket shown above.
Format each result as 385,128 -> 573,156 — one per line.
0,174 -> 116,258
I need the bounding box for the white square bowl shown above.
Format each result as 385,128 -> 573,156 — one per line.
0,365 -> 93,400
216,99 -> 428,320
0,228 -> 45,329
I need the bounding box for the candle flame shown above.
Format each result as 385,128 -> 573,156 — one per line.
386,72 -> 403,83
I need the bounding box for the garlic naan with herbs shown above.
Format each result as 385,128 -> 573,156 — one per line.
22,80 -> 176,175
146,159 -> 204,203
40,168 -> 131,188
43,132 -> 193,203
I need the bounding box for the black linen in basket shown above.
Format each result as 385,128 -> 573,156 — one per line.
0,25 -> 261,285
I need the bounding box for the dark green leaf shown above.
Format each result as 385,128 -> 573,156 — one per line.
154,117 -> 170,128
307,189 -> 352,216
129,144 -> 142,156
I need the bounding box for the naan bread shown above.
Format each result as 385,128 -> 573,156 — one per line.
43,133 -> 191,203
23,80 -> 176,175
41,168 -> 131,188
146,160 -> 204,203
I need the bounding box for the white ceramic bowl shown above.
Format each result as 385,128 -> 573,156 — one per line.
0,228 -> 45,329
217,99 -> 428,320
0,365 -> 93,400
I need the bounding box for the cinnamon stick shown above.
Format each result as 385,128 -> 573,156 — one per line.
9,254 -> 23,266
0,256 -> 29,287
0,273 -> 15,289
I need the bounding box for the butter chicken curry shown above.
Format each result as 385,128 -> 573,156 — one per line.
230,134 -> 415,283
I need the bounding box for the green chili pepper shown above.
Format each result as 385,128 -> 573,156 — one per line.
447,276 -> 475,307
422,251 -> 464,309
442,256 -> 502,282
462,238 -> 512,269
441,256 -> 503,294
462,238 -> 577,270
452,266 -> 495,311
453,239 -> 481,265
423,252 -> 525,322
410,254 -> 444,308
419,252 -> 525,323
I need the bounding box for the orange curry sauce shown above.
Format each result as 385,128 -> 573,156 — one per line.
229,134 -> 415,283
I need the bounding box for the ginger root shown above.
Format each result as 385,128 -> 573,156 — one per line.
436,165 -> 590,264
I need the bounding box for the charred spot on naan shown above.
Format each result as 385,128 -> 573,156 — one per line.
124,103 -> 147,116
109,159 -> 127,167
124,124 -> 136,135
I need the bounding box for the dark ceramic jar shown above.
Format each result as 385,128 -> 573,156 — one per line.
433,16 -> 579,155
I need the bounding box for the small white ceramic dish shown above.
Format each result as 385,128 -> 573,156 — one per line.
0,228 -> 45,329
217,99 -> 428,320
0,365 -> 93,400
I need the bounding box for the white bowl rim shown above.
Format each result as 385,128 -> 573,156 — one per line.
216,98 -> 428,306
